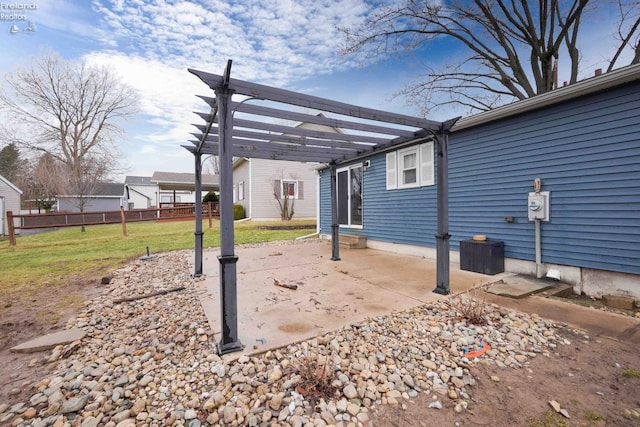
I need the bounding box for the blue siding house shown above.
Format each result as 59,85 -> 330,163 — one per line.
319,64 -> 640,299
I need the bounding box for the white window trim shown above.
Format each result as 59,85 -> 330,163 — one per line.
397,147 -> 419,189
337,165 -> 364,229
281,179 -> 298,199
238,181 -> 245,201
386,141 -> 435,190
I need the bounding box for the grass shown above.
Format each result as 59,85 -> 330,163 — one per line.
0,219 -> 316,312
527,411 -> 570,427
622,368 -> 640,379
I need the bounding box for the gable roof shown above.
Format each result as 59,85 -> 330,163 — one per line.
58,182 -> 124,198
151,171 -> 219,191
125,175 -> 154,186
0,174 -> 23,195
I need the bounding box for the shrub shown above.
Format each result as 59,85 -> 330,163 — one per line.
203,192 -> 218,203
233,204 -> 245,220
451,286 -> 490,325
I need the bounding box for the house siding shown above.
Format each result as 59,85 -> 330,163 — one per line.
57,197 -> 122,213
320,79 -> 640,276
319,156 -> 438,243
127,184 -> 157,207
0,176 -> 22,235
245,159 -> 318,220
233,160 -> 251,217
449,82 -> 640,274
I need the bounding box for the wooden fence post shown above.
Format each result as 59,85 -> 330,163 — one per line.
120,206 -> 127,237
7,211 -> 16,246
208,202 -> 212,229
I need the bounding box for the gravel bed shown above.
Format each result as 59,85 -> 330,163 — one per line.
0,243 -> 566,426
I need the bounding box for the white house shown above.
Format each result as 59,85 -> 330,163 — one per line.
232,158 -> 318,220
124,176 -> 155,208
232,116 -> 342,220
150,172 -> 219,205
0,174 -> 22,235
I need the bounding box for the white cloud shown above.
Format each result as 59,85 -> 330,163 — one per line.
91,0 -> 369,83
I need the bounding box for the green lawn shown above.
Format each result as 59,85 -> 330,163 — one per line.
0,219 -> 316,302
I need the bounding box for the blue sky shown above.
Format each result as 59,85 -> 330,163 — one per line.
0,0 -> 632,179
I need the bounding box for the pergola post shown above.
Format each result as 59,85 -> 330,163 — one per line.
215,61 -> 242,355
433,129 -> 451,295
329,162 -> 340,261
194,152 -> 203,277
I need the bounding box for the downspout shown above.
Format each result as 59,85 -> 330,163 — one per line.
248,159 -> 253,219
329,162 -> 340,261
316,170 -> 320,234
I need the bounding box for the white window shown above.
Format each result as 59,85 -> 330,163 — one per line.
238,181 -> 245,201
386,141 -> 434,189
281,180 -> 298,199
337,165 -> 363,228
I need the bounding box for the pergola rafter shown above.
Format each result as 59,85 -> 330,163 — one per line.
186,60 -> 457,355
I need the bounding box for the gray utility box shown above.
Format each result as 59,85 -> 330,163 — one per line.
460,240 -> 505,275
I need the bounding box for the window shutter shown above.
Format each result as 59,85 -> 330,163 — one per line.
298,181 -> 304,200
419,142 -> 434,186
274,180 -> 281,198
386,152 -> 397,190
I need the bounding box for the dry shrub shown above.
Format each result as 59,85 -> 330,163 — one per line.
290,355 -> 337,403
452,287 -> 490,325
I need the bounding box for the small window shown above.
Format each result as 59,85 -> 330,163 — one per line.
386,141 -> 434,190
400,150 -> 418,187
281,180 -> 298,199
238,181 -> 245,201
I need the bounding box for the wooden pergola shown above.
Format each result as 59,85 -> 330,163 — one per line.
185,60 -> 458,354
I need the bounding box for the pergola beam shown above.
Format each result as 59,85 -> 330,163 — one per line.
196,98 -> 419,138
192,118 -> 385,147
183,143 -> 352,163
195,128 -> 373,153
189,69 -> 443,131
188,135 -> 361,157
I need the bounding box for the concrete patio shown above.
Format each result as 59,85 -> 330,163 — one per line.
195,241 -> 500,358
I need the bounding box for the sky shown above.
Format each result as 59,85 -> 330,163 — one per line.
0,0 -> 633,180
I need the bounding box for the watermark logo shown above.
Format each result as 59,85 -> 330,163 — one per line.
2,3 -> 39,35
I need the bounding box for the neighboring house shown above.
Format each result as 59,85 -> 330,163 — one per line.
124,175 -> 155,208
233,158 -> 318,220
0,174 -> 22,235
318,64 -> 640,299
151,171 -> 219,205
57,182 -> 126,213
233,117 -> 341,220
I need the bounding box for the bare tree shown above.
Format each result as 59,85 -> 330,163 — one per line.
0,52 -> 138,221
20,154 -> 61,213
340,0 -> 640,115
56,156 -> 112,216
203,155 -> 220,175
271,172 -> 298,221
